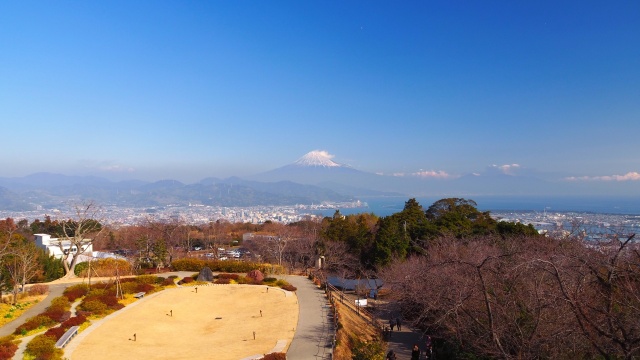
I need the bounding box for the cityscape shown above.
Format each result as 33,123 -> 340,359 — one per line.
2,199 -> 639,242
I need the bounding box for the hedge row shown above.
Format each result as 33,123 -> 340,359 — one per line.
171,258 -> 285,274
0,336 -> 18,360
25,334 -> 62,360
14,295 -> 72,335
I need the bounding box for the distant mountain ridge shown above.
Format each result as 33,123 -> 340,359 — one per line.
0,172 -> 355,211
0,151 -> 633,211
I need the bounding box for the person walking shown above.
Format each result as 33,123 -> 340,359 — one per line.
396,317 -> 402,331
411,343 -> 421,360
424,335 -> 433,359
390,319 -> 395,331
386,349 -> 397,360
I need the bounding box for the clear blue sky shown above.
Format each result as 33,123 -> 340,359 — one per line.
1,1 -> 639,186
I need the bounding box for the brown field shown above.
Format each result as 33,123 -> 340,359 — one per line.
67,285 -> 298,360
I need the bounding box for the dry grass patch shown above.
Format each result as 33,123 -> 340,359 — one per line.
68,285 -> 298,360
333,302 -> 384,360
0,295 -> 47,328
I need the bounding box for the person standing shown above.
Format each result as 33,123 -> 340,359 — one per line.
425,335 -> 433,359
386,349 -> 397,360
396,317 -> 402,331
411,344 -> 421,360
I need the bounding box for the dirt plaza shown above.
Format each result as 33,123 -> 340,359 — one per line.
67,284 -> 298,360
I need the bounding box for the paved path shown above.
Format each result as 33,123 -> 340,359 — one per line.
286,276 -> 334,360
0,284 -> 66,337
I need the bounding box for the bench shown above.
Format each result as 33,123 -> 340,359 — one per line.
134,292 -> 146,299
55,326 -> 79,348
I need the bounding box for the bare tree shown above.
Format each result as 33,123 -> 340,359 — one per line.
5,239 -> 40,304
542,233 -> 640,359
56,202 -> 104,278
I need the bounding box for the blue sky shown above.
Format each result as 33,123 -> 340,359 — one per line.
1,1 -> 639,188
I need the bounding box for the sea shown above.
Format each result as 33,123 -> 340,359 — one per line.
312,195 -> 640,218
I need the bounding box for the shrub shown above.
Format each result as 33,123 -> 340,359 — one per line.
136,283 -> 155,293
214,278 -> 231,284
162,278 -> 175,286
0,336 -> 18,360
63,284 -> 89,302
171,258 -> 205,271
41,309 -> 70,323
61,314 -> 86,328
262,353 -> 287,360
155,276 -> 166,284
14,315 -> 57,334
74,258 -> 133,277
135,275 -> 158,285
25,334 -> 62,360
217,273 -> 240,280
27,284 -> 49,296
280,284 -> 297,292
180,277 -> 194,284
168,275 -> 178,279
120,282 -> 139,294
48,296 -> 71,312
43,327 -> 66,341
264,277 -> 278,283
78,300 -> 107,314
235,276 -> 251,284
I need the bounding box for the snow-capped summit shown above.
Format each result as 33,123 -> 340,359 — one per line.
293,150 -> 343,167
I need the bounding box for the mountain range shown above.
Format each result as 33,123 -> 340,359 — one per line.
0,151 -> 635,211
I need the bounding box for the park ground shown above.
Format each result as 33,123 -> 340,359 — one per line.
66,284 -> 298,360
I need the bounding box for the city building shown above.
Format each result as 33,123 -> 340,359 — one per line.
34,233 -> 93,264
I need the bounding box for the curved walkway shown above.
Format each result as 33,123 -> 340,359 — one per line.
0,284 -> 66,338
286,276 -> 334,360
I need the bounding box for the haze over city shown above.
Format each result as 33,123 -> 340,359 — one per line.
1,2 -> 639,196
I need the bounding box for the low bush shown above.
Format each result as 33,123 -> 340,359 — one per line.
63,284 -> 89,302
78,300 -> 108,315
171,258 -> 205,271
217,273 -> 240,280
168,275 -> 178,279
27,284 -> 49,296
264,277 -> 278,283
136,283 -> 155,293
280,284 -> 297,292
41,309 -> 70,323
180,277 -> 194,284
119,282 -> 139,294
135,275 -> 158,285
235,276 -> 252,284
61,314 -> 86,328
14,315 -> 57,334
262,353 -> 286,360
214,278 -> 231,284
0,336 -> 18,360
48,296 -> 71,312
161,278 -> 175,286
43,327 -> 66,341
25,334 -> 62,360
171,258 -> 285,274
74,258 -> 132,277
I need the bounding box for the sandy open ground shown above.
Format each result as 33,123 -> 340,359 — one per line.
68,285 -> 299,360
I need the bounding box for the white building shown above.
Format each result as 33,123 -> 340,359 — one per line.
34,234 -> 93,264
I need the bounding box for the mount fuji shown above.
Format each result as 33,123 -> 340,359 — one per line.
251,151 -> 401,196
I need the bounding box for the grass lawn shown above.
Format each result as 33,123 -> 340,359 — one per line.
0,295 -> 47,328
